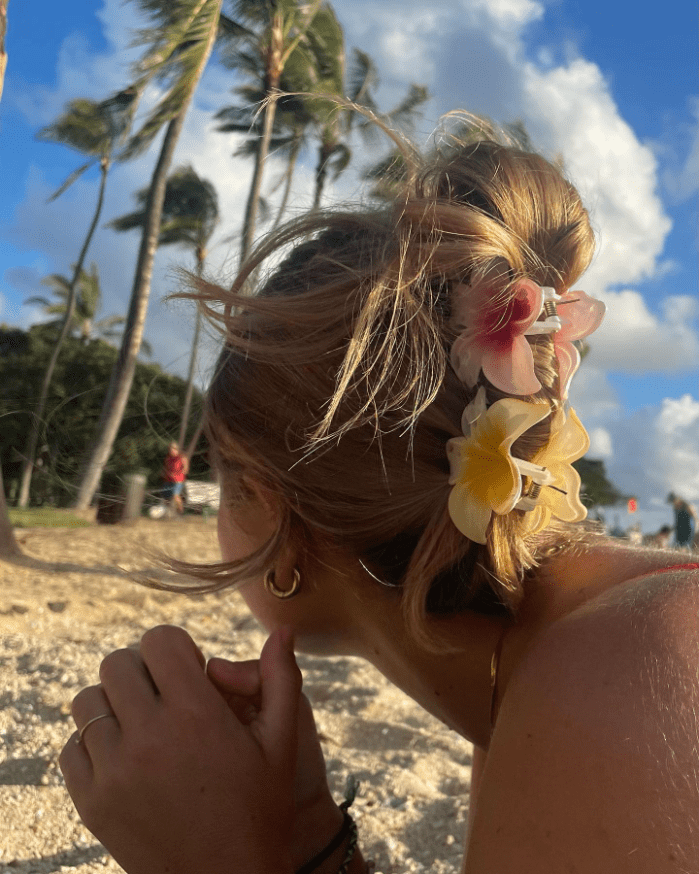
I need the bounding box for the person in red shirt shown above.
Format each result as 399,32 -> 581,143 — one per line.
161,442 -> 188,514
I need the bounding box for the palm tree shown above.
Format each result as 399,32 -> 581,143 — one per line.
216,0 -> 325,263
73,0 -> 226,511
0,0 -> 20,555
217,88 -> 314,231
108,164 -> 218,447
25,264 -> 137,347
308,44 -> 429,209
17,90 -> 137,508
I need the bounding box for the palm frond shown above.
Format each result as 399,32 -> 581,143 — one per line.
108,209 -> 148,233
504,119 -> 534,151
215,101 -> 262,131
347,49 -> 378,106
234,133 -> 296,157
45,161 -> 94,202
121,0 -> 221,160
327,142 -> 351,180
217,12 -> 255,40
40,274 -> 71,294
109,164 -> 218,249
38,89 -> 138,163
94,314 -> 126,331
385,84 -> 429,129
363,149 -> 409,202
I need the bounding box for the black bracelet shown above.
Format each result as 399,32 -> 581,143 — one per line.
295,811 -> 355,874
295,778 -> 360,874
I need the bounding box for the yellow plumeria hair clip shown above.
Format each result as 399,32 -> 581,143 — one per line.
446,279 -> 604,544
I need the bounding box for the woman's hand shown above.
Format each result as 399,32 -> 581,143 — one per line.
206,655 -> 346,871
59,625 -> 301,874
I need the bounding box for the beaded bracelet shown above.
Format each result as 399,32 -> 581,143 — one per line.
295,777 -> 361,874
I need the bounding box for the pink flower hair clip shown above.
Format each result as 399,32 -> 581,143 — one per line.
449,279 -> 605,399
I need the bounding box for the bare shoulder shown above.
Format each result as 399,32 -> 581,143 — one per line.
465,565 -> 699,874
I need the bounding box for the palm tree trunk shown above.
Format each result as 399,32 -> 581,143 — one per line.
178,260 -> 204,448
313,142 -> 331,210
17,158 -> 110,507
239,83 -> 280,264
185,418 -> 204,460
72,3 -> 220,512
0,461 -> 20,558
271,132 -> 301,230
73,115 -> 185,510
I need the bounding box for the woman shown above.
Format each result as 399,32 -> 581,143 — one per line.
60,133 -> 699,873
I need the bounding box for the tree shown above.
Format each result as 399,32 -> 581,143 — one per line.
1,325 -> 207,508
573,457 -> 626,509
216,0 -> 325,263
25,263 -> 144,347
217,82 -> 314,232
73,0 -> 225,511
16,91 -> 137,507
313,71 -> 428,208
108,164 -> 219,447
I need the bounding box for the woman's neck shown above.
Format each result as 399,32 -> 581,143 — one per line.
347,584 -> 509,748
348,539 -> 687,750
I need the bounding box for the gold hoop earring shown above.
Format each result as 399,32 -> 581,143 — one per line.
263,568 -> 301,600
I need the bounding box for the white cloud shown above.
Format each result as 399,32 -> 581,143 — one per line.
336,0 -> 675,305
567,364 -> 619,423
588,427 -> 612,458
521,59 -> 671,290
586,288 -> 699,373
606,395 -> 699,505
662,96 -> 699,202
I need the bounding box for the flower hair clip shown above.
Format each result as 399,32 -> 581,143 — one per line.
446,276 -> 603,542
446,398 -> 588,544
524,286 -> 562,334
450,278 -> 605,400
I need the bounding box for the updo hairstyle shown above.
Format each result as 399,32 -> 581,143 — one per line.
181,131 -> 595,648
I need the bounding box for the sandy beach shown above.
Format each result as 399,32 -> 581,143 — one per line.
0,518 -> 472,874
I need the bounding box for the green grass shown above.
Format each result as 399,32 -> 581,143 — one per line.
9,507 -> 92,528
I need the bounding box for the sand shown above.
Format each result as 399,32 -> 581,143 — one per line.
0,518 -> 472,874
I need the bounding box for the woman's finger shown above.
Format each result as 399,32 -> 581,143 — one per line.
98,647 -> 160,729
206,657 -> 261,697
59,727 -> 94,797
255,627 -> 302,760
138,625 -> 218,707
71,684 -> 120,759
71,684 -> 114,730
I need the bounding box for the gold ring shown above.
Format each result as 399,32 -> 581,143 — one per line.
76,712 -> 115,744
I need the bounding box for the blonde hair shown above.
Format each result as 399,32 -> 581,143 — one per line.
175,132 -> 596,649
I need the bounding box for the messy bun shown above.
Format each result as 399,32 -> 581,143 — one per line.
173,129 -> 596,649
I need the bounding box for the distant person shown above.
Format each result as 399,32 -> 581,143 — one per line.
162,442 -> 188,514
668,493 -> 697,549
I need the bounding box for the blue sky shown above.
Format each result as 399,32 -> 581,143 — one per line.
1,0 -> 698,533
